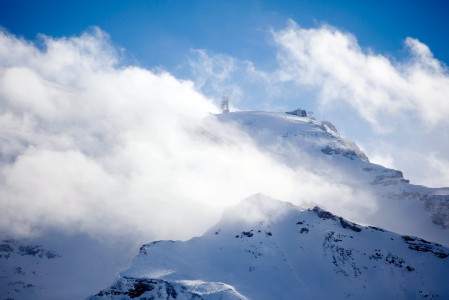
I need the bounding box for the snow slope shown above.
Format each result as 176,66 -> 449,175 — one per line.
90,194 -> 449,299
0,233 -> 135,300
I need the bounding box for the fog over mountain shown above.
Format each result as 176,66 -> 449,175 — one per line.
1,26 -> 449,245
1,26 -> 449,299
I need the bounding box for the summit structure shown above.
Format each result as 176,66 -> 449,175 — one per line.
220,96 -> 230,113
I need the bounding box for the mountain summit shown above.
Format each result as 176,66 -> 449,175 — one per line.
90,194 -> 449,299
215,111 -> 449,246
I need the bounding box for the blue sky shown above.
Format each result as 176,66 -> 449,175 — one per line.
1,0 -> 449,188
2,0 -> 448,70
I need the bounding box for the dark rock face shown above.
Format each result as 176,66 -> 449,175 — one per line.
312,207 -> 362,233
0,239 -> 61,260
18,245 -> 60,259
313,206 -> 337,220
321,145 -> 360,160
368,226 -> 385,232
339,218 -> 362,233
323,231 -> 361,277
368,249 -> 414,271
300,228 -> 309,234
0,242 -> 14,259
93,278 -> 194,299
401,235 -> 449,259
313,207 -> 449,259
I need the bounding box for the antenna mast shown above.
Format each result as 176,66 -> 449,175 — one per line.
220,96 -> 230,113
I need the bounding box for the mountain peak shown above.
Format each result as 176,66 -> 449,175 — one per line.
214,110 -> 449,246
90,199 -> 449,300
216,110 -> 369,163
219,193 -> 298,225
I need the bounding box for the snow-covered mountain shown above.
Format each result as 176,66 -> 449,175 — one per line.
2,110 -> 449,299
214,111 -> 449,246
90,194 -> 449,299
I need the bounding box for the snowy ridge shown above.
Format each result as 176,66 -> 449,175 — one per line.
90,194 -> 449,299
216,111 -> 369,163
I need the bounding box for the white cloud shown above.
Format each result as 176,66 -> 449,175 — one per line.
0,28 -> 377,244
1,23 -> 446,249
424,154 -> 449,187
183,21 -> 449,188
364,149 -> 396,170
180,22 -> 449,188
0,28 -> 223,241
187,49 -> 244,105
184,48 -> 307,111
270,21 -> 449,187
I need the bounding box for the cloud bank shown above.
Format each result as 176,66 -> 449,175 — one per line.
0,27 -> 219,240
0,28 -> 376,243
273,21 -> 449,130
1,23 -> 447,247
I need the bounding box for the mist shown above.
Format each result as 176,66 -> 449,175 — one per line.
0,26 -> 446,248
0,28 -> 372,244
